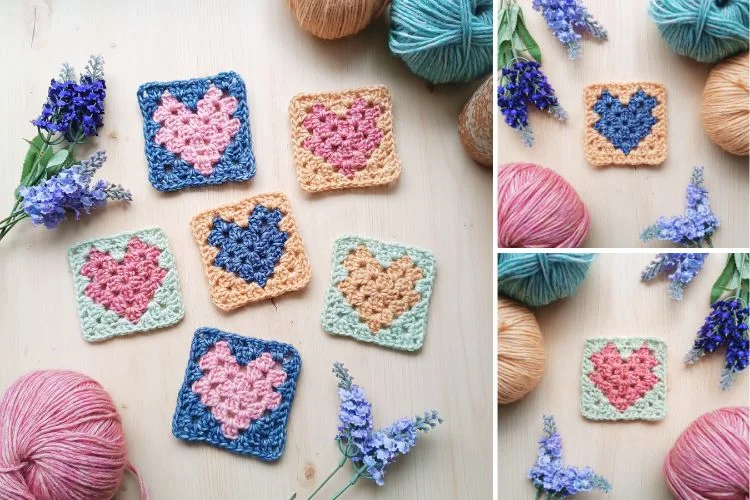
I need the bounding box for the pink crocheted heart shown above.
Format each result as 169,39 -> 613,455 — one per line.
588,343 -> 660,412
153,85 -> 241,175
192,341 -> 287,439
81,237 -> 167,323
302,98 -> 384,179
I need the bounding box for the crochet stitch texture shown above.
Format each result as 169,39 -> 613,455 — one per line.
190,192 -> 311,311
67,228 -> 184,341
321,235 -> 436,351
584,82 -> 667,166
137,71 -> 255,191
289,85 -> 400,192
172,327 -> 301,461
580,337 -> 667,421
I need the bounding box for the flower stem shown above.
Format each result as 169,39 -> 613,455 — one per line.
0,217 -> 26,242
306,455 -> 347,500
330,473 -> 360,500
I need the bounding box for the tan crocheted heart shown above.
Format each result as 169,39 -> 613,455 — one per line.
337,246 -> 423,333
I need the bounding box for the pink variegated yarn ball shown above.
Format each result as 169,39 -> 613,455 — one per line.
664,406 -> 749,500
0,370 -> 148,500
497,162 -> 590,248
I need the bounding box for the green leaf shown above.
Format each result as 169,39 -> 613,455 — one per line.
497,9 -> 511,43
46,150 -> 69,169
37,147 -> 54,171
20,135 -> 44,186
508,4 -> 520,39
734,253 -> 750,280
516,15 -> 542,63
711,254 -> 737,304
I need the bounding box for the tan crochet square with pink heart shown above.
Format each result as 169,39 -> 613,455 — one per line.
289,85 -> 400,192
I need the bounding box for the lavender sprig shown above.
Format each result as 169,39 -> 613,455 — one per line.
497,0 -> 567,147
532,0 -> 607,60
685,254 -> 750,389
18,151 -> 131,229
641,167 -> 719,247
528,416 -> 611,498
306,363 -> 442,498
33,54 -> 106,142
641,253 -> 708,300
0,55 -> 129,245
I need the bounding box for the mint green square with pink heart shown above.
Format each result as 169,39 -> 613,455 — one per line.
580,337 -> 667,421
68,228 -> 185,341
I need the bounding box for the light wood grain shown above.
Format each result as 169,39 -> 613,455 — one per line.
498,253 -> 750,499
496,0 -> 749,248
0,2 -> 493,498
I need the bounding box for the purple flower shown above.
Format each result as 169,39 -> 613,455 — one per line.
528,416 -> 611,497
32,55 -> 106,141
332,363 -> 442,487
641,167 -> 719,247
532,0 -> 607,59
359,418 -> 418,486
19,151 -> 130,229
336,383 -> 373,459
641,253 -> 708,300
497,60 -> 567,146
686,298 -> 749,389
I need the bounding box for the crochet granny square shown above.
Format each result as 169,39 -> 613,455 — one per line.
321,235 -> 436,351
190,192 -> 311,311
580,337 -> 667,421
584,82 -> 667,166
137,71 -> 255,191
172,327 -> 301,461
67,228 -> 185,342
288,85 -> 400,192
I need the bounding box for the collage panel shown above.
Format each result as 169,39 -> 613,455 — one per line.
495,0 -> 749,248
497,252 -> 750,499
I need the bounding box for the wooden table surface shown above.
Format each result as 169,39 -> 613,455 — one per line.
0,2 -> 493,498
496,0 -> 749,248
498,253 -> 750,499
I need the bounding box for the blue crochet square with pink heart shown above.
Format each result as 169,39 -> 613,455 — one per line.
137,71 -> 255,191
584,82 -> 667,166
172,327 -> 301,461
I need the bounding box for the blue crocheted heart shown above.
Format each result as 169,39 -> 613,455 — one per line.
593,90 -> 657,155
208,205 -> 288,287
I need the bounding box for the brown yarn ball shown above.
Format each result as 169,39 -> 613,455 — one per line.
458,75 -> 492,167
701,52 -> 749,156
288,0 -> 388,40
498,298 -> 545,405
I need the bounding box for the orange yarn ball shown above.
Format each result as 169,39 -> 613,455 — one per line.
458,76 -> 492,167
498,298 -> 546,404
287,0 -> 388,40
701,52 -> 749,156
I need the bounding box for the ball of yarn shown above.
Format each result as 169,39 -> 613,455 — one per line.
701,52 -> 750,155
388,0 -> 493,84
649,0 -> 749,63
497,162 -> 590,248
664,407 -> 749,499
287,0 -> 388,40
458,75 -> 492,167
498,253 -> 596,307
0,370 -> 148,500
498,298 -> 546,404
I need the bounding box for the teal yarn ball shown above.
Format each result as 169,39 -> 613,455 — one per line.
649,0 -> 749,63
498,253 -> 597,307
388,0 -> 493,84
